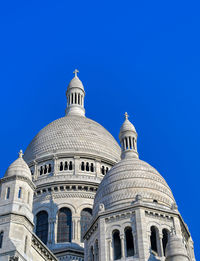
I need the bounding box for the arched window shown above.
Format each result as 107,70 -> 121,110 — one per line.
80,208 -> 92,242
69,161 -> 73,170
48,164 -> 51,173
81,162 -> 85,171
90,246 -> 94,261
40,166 -> 43,175
44,165 -> 47,174
91,163 -> 94,172
6,187 -> 10,199
18,187 -> 22,198
106,167 -> 109,173
101,166 -> 105,175
36,211 -> 48,245
75,93 -> 77,104
129,137 -> 132,149
113,230 -> 122,260
78,94 -> 80,105
60,162 -> 63,171
95,240 -> 99,261
162,229 -> 169,256
0,231 -> 3,248
125,227 -> 134,257
64,162 -> 68,170
57,208 -> 72,243
71,93 -> 74,104
150,226 -> 158,254
86,162 -> 89,171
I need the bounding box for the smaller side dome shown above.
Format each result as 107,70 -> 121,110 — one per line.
165,231 -> 189,261
5,150 -> 31,179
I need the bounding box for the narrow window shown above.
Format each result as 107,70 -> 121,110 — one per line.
106,167 -> 109,173
60,162 -> 63,171
27,192 -> 30,204
57,208 -> 72,243
0,231 -> 3,248
44,165 -> 47,174
36,211 -> 48,245
78,94 -> 80,105
64,162 -> 68,170
86,162 -> 89,171
95,240 -> 99,261
90,246 -> 94,261
101,166 -> 105,175
69,161 -> 73,170
129,137 -> 132,149
80,208 -> 92,242
48,164 -> 51,173
90,163 -> 94,172
40,166 -> 43,175
150,226 -> 158,254
18,187 -> 22,199
125,137 -> 128,149
6,187 -> 10,199
113,230 -> 122,260
132,138 -> 135,149
81,162 -> 85,171
71,93 -> 74,104
75,93 -> 77,104
24,236 -> 28,254
162,229 -> 169,256
125,227 -> 134,257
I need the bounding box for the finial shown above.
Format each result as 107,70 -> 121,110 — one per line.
124,112 -> 129,120
73,69 -> 79,78
18,150 -> 23,158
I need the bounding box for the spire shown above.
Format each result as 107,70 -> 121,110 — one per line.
18,149 -> 23,158
119,112 -> 138,159
65,70 -> 85,117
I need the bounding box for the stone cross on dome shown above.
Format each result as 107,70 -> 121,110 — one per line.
18,150 -> 24,158
124,112 -> 129,120
73,69 -> 79,78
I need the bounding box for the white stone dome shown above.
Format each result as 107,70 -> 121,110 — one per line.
24,115 -> 121,163
5,151 -> 31,179
67,76 -> 84,91
93,157 -> 175,215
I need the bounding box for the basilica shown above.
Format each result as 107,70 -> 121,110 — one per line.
0,71 -> 196,261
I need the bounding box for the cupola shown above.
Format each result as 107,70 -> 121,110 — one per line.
65,69 -> 85,117
119,112 -> 138,159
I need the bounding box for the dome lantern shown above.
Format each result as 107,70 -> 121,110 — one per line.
119,112 -> 138,159
65,69 -> 86,117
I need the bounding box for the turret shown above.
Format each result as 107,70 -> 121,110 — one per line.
65,69 -> 85,117
119,112 -> 138,159
0,150 -> 35,260
165,231 -> 189,261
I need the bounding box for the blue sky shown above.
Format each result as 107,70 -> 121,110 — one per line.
0,0 -> 199,258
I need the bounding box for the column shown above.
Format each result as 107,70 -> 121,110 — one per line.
74,156 -> 80,175
120,234 -> 125,258
132,229 -> 137,256
159,232 -> 164,257
53,156 -> 58,175
107,238 -> 112,261
33,160 -> 38,180
95,160 -> 101,177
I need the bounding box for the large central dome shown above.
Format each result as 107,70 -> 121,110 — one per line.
24,115 -> 121,163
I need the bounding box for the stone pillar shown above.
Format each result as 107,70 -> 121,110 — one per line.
135,207 -> 148,261
107,238 -> 112,261
159,232 -> 164,257
120,234 -> 125,258
72,216 -> 80,243
74,156 -> 80,175
95,160 -> 101,177
132,229 -> 137,256
53,156 -> 58,175
99,218 -> 106,261
33,160 -> 38,180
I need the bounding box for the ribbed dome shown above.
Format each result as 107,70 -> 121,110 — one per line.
93,157 -> 175,215
120,117 -> 136,134
5,152 -> 31,179
67,76 -> 84,91
24,115 -> 121,163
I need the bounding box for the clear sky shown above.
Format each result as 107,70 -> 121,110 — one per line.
0,0 -> 199,259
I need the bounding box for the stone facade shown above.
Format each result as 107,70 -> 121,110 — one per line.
0,71 -> 196,261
